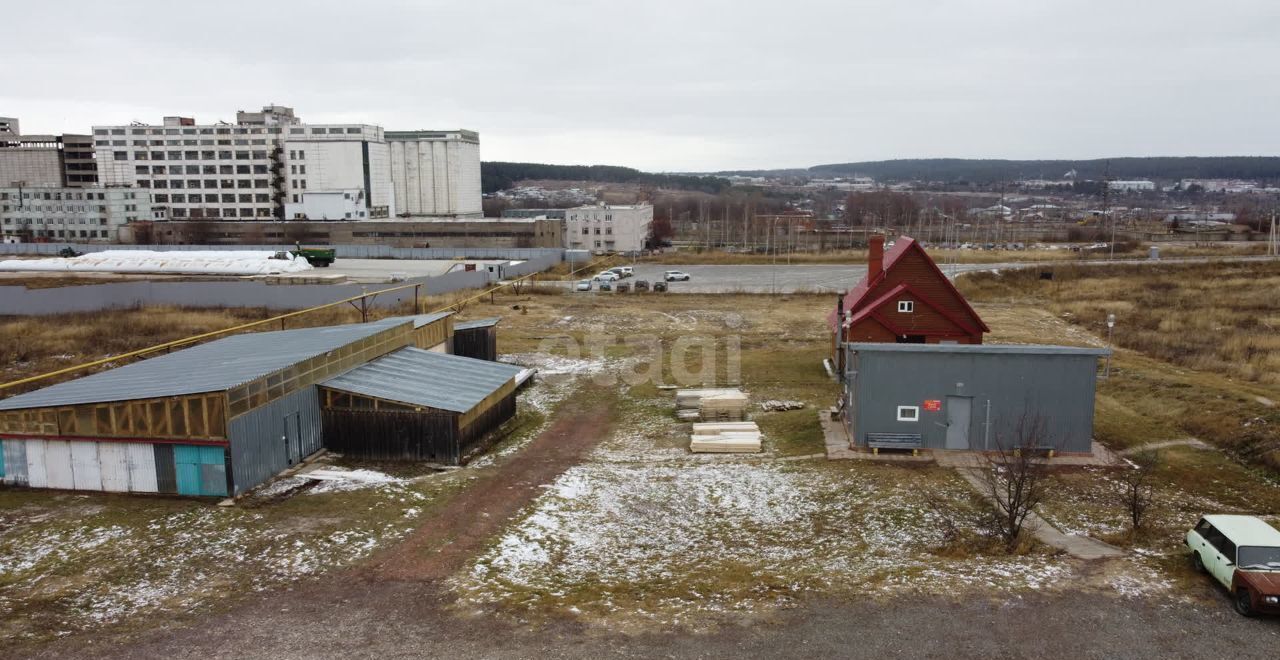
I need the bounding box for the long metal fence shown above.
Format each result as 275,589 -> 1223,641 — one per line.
0,268 -> 492,315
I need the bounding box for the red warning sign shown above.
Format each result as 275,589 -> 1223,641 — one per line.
923,399 -> 942,411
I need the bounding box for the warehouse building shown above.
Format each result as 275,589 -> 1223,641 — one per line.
0,312 -> 520,497
841,343 -> 1108,454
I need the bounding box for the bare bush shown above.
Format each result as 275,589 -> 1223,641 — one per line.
1118,450 -> 1160,534
977,411 -> 1056,552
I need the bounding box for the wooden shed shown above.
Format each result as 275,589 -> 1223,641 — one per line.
319,347 -> 523,464
452,317 -> 501,362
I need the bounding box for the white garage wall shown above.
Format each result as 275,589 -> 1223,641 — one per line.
70,441 -> 102,491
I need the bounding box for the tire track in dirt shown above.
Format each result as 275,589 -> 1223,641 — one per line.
365,399 -> 614,581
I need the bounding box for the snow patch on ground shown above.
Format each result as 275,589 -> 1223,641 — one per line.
0,250 -> 314,275
455,460 -> 1077,625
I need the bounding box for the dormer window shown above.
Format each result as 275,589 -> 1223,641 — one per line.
897,300 -> 914,313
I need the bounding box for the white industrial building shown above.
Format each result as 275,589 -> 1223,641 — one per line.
1107,180 -> 1155,192
0,187 -> 150,242
565,203 -> 653,253
386,130 -> 482,219
93,106 -> 391,222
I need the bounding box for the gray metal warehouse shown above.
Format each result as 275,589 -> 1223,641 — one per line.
840,343 -> 1109,454
0,312 -> 521,497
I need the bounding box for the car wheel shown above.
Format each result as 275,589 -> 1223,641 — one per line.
1192,553 -> 1206,573
1234,589 -> 1256,617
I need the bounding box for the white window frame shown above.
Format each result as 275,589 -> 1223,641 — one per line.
897,300 -> 914,313
897,406 -> 920,422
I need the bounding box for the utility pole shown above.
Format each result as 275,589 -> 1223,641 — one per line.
1102,161 -> 1116,260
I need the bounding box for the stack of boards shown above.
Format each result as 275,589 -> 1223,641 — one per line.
675,388 -> 748,422
689,421 -> 762,453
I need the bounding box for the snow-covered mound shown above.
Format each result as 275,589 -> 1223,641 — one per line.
0,250 -> 315,276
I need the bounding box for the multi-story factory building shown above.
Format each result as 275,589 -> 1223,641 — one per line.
93,106 -> 390,222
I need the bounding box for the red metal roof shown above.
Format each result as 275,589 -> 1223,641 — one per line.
827,236 -> 989,334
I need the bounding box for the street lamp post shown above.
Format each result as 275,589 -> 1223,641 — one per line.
1104,313 -> 1116,378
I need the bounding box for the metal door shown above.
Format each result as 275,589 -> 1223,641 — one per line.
284,413 -> 301,465
945,396 -> 972,450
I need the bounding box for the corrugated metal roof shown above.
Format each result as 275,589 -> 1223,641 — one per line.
321,347 -> 523,413
845,343 -> 1109,356
0,319 -> 410,411
454,317 -> 501,330
383,311 -> 453,329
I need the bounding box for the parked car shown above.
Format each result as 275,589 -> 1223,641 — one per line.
575,279 -> 592,291
615,282 -> 630,293
652,281 -> 668,292
1186,515 -> 1280,617
599,280 -> 613,292
593,271 -> 620,283
609,266 -> 634,278
634,280 -> 650,292
664,270 -> 691,282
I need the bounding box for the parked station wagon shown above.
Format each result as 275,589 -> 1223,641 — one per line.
1186,514 -> 1280,617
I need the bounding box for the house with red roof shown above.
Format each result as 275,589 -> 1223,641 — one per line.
829,235 -> 988,358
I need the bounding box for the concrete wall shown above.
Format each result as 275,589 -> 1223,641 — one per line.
0,268 -> 490,315
842,344 -> 1105,453
0,148 -> 64,187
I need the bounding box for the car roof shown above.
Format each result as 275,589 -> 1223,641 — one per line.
1203,515 -> 1280,546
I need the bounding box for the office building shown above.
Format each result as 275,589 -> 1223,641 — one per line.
565,203 -> 653,253
0,186 -> 149,242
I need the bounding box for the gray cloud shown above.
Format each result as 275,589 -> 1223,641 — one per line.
3,0 -> 1277,171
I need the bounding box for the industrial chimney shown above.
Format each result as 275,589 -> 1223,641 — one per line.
867,234 -> 885,280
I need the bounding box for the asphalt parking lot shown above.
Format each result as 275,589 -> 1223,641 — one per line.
570,262 -> 1002,294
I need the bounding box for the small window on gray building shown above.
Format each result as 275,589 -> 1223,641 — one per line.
896,406 -> 919,422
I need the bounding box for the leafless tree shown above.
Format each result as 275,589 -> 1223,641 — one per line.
977,411 -> 1056,552
1118,450 -> 1160,534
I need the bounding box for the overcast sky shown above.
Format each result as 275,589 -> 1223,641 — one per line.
3,0 -> 1278,172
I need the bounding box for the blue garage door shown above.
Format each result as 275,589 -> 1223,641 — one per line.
174,445 -> 228,497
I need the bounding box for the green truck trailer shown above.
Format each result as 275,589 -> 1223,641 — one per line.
292,244 -> 336,267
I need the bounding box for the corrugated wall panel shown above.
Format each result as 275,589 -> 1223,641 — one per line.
228,387 -> 322,496
98,443 -> 131,493
70,441 -> 102,491
25,439 -> 47,488
153,444 -> 176,494
2,440 -> 27,485
126,443 -> 158,493
44,440 -> 73,489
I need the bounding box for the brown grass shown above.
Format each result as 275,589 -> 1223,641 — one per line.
961,261 -> 1280,471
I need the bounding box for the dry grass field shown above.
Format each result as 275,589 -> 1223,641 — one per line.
960,261 -> 1280,470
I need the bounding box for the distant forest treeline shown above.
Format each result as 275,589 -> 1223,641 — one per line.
720,157 -> 1280,184
481,162 -> 730,194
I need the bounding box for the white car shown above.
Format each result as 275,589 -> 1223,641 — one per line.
593,271 -> 620,283
664,270 -> 691,282
1186,515 -> 1280,617
609,266 -> 634,278
574,279 -> 592,291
